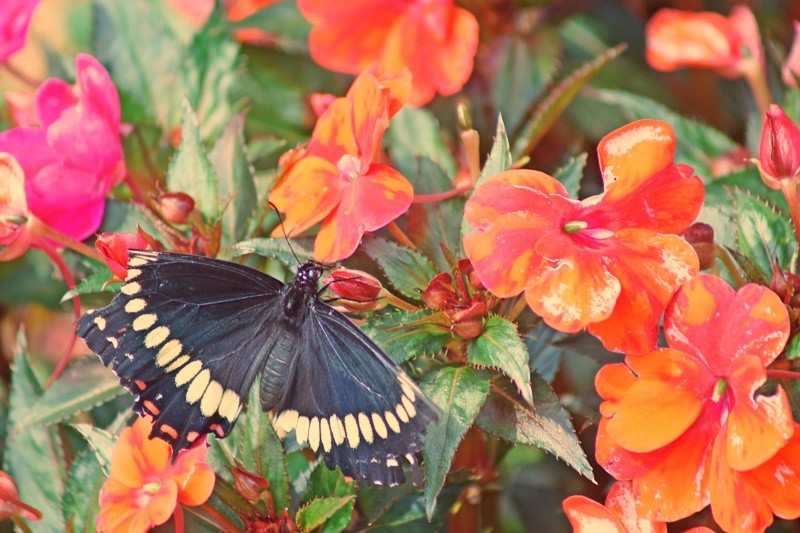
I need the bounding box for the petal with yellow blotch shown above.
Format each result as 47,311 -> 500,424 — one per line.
597,119 -> 676,190
562,495 -> 627,533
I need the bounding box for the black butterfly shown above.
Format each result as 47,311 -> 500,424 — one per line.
76,250 -> 439,486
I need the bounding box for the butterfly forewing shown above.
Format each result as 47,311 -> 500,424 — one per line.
270,301 -> 439,485
77,250 -> 439,485
77,250 -> 287,454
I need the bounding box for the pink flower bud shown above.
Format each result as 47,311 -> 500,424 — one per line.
157,191 -> 195,224
322,268 -> 385,312
758,104 -> 800,187
96,232 -> 149,280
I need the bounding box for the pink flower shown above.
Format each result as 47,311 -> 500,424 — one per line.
0,153 -> 33,261
756,104 -> 800,189
0,0 -> 40,63
783,21 -> 800,88
0,54 -> 125,242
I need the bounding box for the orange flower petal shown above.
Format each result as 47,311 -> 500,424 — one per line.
171,446 -> 216,506
524,243 -> 619,333
562,495 -> 626,533
314,164 -> 412,261
597,119 -> 676,191
599,349 -> 704,453
588,230 -> 699,354
742,425 -> 800,520
306,96 -> 358,164
605,481 -> 668,533
348,72 -> 391,162
145,478 -> 179,527
708,434 -> 774,533
592,163 -> 704,234
269,156 -> 342,237
665,276 -> 789,372
724,355 -> 793,471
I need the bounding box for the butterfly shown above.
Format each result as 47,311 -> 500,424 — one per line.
76,250 -> 439,486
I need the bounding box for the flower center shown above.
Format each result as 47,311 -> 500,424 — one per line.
711,378 -> 728,402
143,481 -> 162,494
563,220 -> 614,239
337,154 -> 363,181
563,220 -> 588,234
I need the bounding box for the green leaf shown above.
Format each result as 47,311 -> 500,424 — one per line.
385,107 -> 457,185
586,89 -> 739,180
362,237 -> 438,299
167,99 -> 220,222
733,190 -> 795,280
71,424 -> 116,476
295,495 -> 357,532
493,31 -> 561,134
476,373 -> 594,481
4,348 -> 65,532
525,324 -> 565,384
300,464 -> 356,533
231,0 -> 311,52
361,482 -> 465,532
511,44 -> 627,159
61,266 -> 118,302
552,153 -> 586,199
183,5 -> 241,140
476,116 -> 512,188
227,237 -> 314,265
421,366 -> 491,517
62,448 -> 106,531
468,316 -> 532,404
12,358 -> 125,434
93,0 -> 182,128
222,385 -> 291,514
361,309 -> 451,365
209,115 -> 259,248
409,197 -> 467,272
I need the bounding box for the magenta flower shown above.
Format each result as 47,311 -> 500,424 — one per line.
0,0 -> 40,63
0,54 -> 125,242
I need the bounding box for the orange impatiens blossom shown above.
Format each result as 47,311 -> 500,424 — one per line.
463,119 -> 704,355
595,275 -> 798,531
298,0 -> 478,106
269,66 -> 413,262
96,416 -> 215,533
645,6 -> 763,78
563,481 -> 714,533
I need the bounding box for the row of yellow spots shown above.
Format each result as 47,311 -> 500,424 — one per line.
111,254 -> 244,426
273,374 -> 419,454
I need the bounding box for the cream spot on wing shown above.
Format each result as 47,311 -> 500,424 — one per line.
125,298 -> 147,313
330,415 -> 345,445
200,380 -> 224,417
276,410 -> 299,433
385,411 -> 401,433
308,417 -> 321,452
358,413 -> 374,444
175,360 -> 202,387
320,418 -> 332,452
128,257 -> 150,267
125,268 -> 142,280
218,390 -> 241,422
186,369 -> 210,404
402,395 -> 417,418
156,339 -> 183,367
106,336 -> 119,349
371,413 -> 388,439
296,416 -> 310,445
121,282 -> 141,296
132,313 -> 157,331
144,326 -> 170,348
344,414 -> 360,449
93,316 -> 107,331
166,354 -> 190,372
396,404 -> 409,423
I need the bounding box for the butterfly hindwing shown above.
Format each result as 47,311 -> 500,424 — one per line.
270,298 -> 439,486
76,250 -> 288,455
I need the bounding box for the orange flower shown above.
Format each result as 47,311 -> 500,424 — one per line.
298,0 -> 478,106
269,65 -> 414,262
645,7 -> 763,78
96,416 -> 215,533
595,275 -> 795,529
95,232 -> 150,280
463,119 -> 704,355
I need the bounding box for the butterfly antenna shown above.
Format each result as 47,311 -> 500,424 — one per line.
268,201 -> 302,266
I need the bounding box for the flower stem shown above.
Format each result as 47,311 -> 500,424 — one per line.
384,292 -> 419,312
742,59 -> 772,116
780,180 -> 800,248
413,184 -> 473,204
2,61 -> 40,89
185,503 -> 242,533
386,221 -> 418,250
505,295 -> 529,323
714,244 -> 746,288
767,369 -> 800,380
28,216 -> 105,263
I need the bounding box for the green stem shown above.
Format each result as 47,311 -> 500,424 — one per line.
28,216 -> 104,263
781,180 -> 800,249
714,244 -> 746,288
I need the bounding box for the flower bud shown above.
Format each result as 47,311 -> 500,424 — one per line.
449,300 -> 486,340
421,272 -> 457,310
681,222 -> 715,271
231,466 -> 270,502
323,268 -> 385,312
158,191 -> 195,224
95,232 -> 149,280
757,105 -> 800,188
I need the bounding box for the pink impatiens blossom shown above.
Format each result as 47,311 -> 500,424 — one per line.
0,53 -> 126,243
0,0 -> 41,63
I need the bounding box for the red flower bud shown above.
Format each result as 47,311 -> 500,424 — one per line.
758,104 -> 800,188
421,272 -> 458,310
158,191 -> 195,224
231,466 -> 270,503
449,300 -> 486,340
322,268 -> 385,312
681,222 -> 715,271
95,232 -> 149,280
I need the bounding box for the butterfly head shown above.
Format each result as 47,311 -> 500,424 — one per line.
296,262 -> 324,287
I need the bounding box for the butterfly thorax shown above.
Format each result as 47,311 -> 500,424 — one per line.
283,263 -> 324,319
